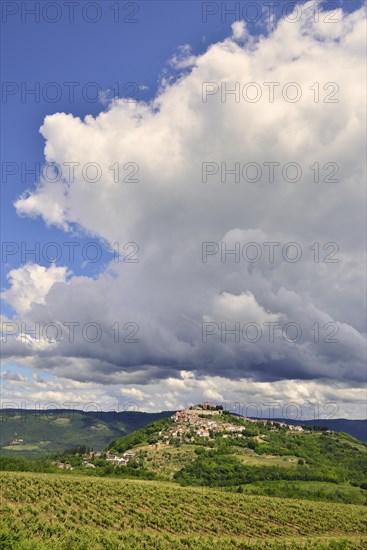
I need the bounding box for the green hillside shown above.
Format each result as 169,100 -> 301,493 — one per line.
1,406 -> 366,507
0,409 -> 173,458
1,409 -> 365,459
1,471 -> 366,549
106,406 -> 367,503
1,406 -> 367,548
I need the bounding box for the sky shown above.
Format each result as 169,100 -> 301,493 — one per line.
1,0 -> 366,419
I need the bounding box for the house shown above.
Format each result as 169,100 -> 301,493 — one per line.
196,429 -> 210,437
123,452 -> 136,458
108,456 -> 127,465
57,462 -> 73,470
172,411 -> 187,422
83,461 -> 96,469
214,425 -> 224,432
288,425 -> 303,432
106,454 -> 128,465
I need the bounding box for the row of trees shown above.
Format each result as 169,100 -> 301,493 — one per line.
174,450 -> 340,487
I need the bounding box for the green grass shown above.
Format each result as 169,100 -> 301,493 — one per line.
2,443 -> 50,452
236,448 -> 300,467
137,441 -> 198,477
1,471 -> 366,549
229,480 -> 367,505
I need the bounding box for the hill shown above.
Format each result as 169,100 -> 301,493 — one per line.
0,409 -> 174,458
273,418 -> 367,443
1,471 -> 366,549
106,405 -> 367,503
1,405 -> 366,548
1,406 -> 366,461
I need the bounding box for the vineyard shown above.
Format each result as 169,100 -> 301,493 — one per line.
1,471 -> 366,549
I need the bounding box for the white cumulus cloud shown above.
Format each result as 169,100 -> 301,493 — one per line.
1,3 -> 366,414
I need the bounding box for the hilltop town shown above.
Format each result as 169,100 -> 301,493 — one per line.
169,404 -> 247,440
165,403 -> 303,442
52,404 -> 329,472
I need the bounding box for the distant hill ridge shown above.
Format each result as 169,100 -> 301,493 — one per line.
0,408 -> 175,457
1,407 -> 366,460
271,418 -> 367,443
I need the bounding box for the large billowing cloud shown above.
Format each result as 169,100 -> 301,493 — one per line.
2,3 -> 366,413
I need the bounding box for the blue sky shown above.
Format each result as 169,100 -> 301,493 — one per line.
1,1 -> 365,415
2,0 -> 362,292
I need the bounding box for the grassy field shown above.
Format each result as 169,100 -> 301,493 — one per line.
1,471 -> 366,549
226,480 -> 367,505
137,442 -> 197,477
236,448 -> 300,467
136,443 -> 301,478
